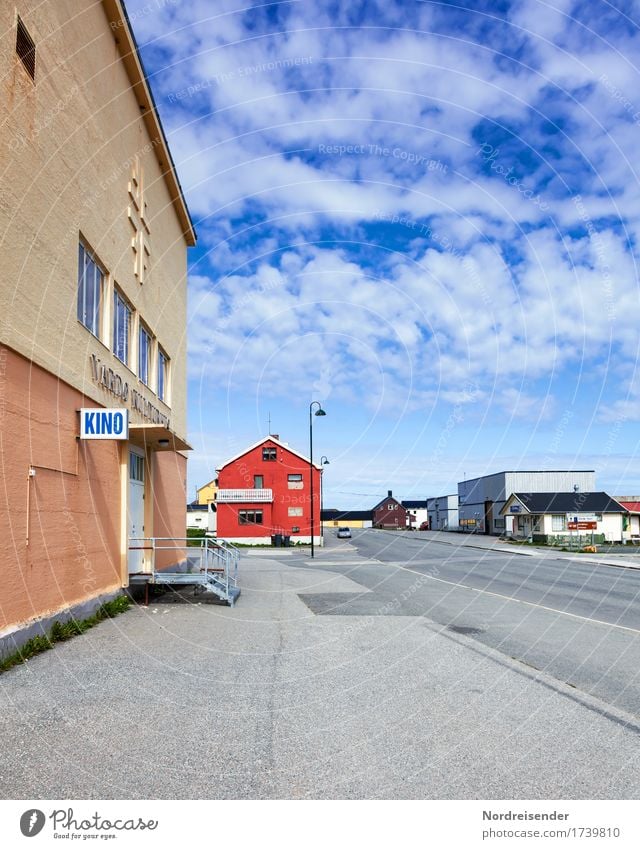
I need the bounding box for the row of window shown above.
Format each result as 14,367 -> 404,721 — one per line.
77,242 -> 170,403
238,508 -> 304,525
250,473 -> 304,489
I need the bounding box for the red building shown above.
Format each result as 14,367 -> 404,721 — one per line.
373,491 -> 407,529
216,436 -> 323,544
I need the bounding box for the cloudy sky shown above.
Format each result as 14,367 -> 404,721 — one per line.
127,0 -> 640,507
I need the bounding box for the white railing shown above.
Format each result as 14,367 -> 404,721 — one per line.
216,488 -> 273,502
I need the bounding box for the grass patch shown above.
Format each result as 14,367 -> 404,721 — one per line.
0,595 -> 130,674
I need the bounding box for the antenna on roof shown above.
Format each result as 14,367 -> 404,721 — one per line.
268,410 -> 271,434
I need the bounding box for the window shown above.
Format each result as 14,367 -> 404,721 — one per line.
138,324 -> 152,385
262,447 -> 276,461
157,348 -> 169,401
113,289 -> 131,365
239,510 -> 263,525
129,452 -> 144,482
254,475 -> 264,489
552,514 -> 566,531
77,242 -> 103,337
288,507 -> 303,517
288,473 -> 303,490
16,17 -> 35,80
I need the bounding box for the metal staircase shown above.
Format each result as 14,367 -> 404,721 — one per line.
128,537 -> 241,606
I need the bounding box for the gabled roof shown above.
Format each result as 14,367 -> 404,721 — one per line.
402,500 -> 428,509
372,495 -> 405,512
217,436 -> 321,471
501,492 -> 626,516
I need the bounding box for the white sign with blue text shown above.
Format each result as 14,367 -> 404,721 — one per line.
80,408 -> 129,440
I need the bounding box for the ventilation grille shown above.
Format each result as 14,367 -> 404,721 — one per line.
16,17 -> 35,80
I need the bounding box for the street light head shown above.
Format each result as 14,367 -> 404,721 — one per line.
314,407 -> 327,417
323,458 -> 330,465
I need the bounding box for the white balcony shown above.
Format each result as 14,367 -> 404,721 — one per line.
217,488 -> 273,503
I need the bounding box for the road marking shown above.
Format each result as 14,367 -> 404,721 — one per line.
380,560 -> 640,636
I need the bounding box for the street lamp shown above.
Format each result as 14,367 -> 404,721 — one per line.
309,401 -> 327,558
320,456 -> 330,543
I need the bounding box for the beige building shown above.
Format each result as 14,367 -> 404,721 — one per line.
196,478 -> 218,505
0,0 -> 196,656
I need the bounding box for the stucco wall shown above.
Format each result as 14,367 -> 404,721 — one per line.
0,0 -> 189,440
0,347 -> 122,634
152,450 -> 188,570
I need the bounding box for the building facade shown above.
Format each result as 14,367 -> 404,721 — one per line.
426,495 -> 459,530
216,437 -> 322,544
372,491 -> 407,529
0,1 -> 195,657
500,492 -> 626,543
196,478 -> 218,505
458,471 -> 596,535
402,500 -> 429,529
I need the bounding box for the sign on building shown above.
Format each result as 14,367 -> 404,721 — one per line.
80,408 -> 129,440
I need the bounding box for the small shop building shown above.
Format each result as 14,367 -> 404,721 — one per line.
426,495 -> 459,530
500,492 -> 627,543
322,509 -> 373,529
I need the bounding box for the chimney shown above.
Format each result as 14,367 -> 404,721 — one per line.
388,490 -> 392,497
270,434 -> 279,440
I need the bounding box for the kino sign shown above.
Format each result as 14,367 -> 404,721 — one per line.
80,408 -> 129,440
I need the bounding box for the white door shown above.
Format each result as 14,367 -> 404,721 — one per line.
128,447 -> 146,574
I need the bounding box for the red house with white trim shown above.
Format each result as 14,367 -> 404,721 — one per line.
216,436 -> 323,545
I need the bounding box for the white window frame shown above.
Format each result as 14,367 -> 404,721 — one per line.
157,346 -> 169,402
113,288 -> 132,366
77,241 -> 104,338
138,323 -> 152,386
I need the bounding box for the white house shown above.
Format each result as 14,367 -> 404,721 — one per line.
500,492 -> 626,543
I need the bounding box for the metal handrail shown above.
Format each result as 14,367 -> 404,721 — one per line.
128,536 -> 240,592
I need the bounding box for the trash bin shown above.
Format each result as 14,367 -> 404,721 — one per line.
283,535 -> 291,547
274,533 -> 283,547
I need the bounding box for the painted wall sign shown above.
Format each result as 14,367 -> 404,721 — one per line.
510,505 -> 522,513
89,354 -> 170,428
80,408 -> 129,440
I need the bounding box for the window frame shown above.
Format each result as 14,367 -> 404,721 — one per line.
262,447 -> 277,461
157,346 -> 169,402
239,510 -> 263,525
138,323 -> 152,386
113,287 -> 132,366
77,241 -> 104,339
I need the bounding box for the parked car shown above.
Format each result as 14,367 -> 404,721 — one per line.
419,521 -> 430,530
337,527 -> 352,539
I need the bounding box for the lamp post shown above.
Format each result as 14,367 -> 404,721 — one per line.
320,456 -> 330,544
309,401 -> 327,558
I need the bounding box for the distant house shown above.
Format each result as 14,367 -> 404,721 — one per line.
614,498 -> 640,541
402,500 -> 428,529
186,502 -> 216,533
373,491 -> 407,529
216,436 -> 322,544
196,478 -> 218,505
322,509 -> 372,529
426,495 -> 459,530
500,492 -> 626,542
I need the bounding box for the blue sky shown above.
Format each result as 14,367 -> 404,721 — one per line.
126,0 -> 640,507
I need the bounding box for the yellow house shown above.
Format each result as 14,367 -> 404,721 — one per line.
197,479 -> 218,505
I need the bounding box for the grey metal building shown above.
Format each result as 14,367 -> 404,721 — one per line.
426,495 -> 459,530
458,470 -> 596,535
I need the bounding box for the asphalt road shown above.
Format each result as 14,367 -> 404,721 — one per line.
310,529 -> 640,717
1,532 -> 639,799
